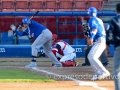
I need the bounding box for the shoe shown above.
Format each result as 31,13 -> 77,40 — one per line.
91,74 -> 98,81
25,62 -> 37,68
97,72 -> 110,80
102,62 -> 109,66
37,52 -> 45,57
75,62 -> 79,66
53,64 -> 62,67
82,63 -> 90,66
52,63 -> 62,67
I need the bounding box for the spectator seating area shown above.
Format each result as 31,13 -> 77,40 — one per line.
0,0 -> 106,12
0,31 -> 31,45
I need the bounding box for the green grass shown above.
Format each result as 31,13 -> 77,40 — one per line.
0,68 -> 55,82
108,69 -> 113,73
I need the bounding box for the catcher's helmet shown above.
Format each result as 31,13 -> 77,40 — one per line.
52,34 -> 58,45
22,17 -> 30,24
88,7 -> 97,17
52,34 -> 58,40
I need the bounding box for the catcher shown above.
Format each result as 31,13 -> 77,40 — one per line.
51,34 -> 79,67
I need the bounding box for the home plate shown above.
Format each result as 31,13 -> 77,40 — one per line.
78,81 -> 108,90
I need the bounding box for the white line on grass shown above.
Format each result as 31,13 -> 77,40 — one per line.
0,66 -> 107,90
32,67 -> 108,90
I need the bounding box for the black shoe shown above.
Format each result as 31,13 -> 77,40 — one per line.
42,53 -> 45,57
82,63 -> 90,66
37,52 -> 45,57
102,62 -> 109,66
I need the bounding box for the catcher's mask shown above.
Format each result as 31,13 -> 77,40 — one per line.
52,34 -> 58,45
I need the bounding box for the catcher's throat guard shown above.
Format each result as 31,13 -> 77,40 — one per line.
82,21 -> 89,32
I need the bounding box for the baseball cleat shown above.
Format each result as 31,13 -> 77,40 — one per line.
75,62 -> 79,66
102,62 -> 109,66
25,62 -> 37,68
25,65 -> 36,68
91,74 -> 98,81
97,72 -> 110,80
82,63 -> 90,66
53,64 -> 62,67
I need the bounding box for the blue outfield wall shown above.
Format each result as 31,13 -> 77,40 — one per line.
0,45 -> 114,58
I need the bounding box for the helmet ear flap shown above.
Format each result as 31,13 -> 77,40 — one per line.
88,7 -> 97,16
22,17 -> 30,24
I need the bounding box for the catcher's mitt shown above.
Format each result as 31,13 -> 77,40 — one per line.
82,21 -> 90,37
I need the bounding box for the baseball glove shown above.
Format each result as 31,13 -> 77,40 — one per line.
82,21 -> 90,37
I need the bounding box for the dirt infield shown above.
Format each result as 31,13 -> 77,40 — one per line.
0,81 -> 114,90
0,58 -> 115,90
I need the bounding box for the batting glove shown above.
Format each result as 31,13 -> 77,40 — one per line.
10,24 -> 16,31
17,24 -> 22,29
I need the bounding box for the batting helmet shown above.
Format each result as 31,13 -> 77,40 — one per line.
22,17 -> 30,24
88,7 -> 97,17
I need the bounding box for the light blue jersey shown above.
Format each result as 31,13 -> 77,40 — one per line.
87,7 -> 110,81
88,17 -> 106,42
15,20 -> 47,39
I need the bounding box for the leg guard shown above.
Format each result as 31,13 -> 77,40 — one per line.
61,60 -> 77,67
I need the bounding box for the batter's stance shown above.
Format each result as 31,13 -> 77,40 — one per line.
87,7 -> 110,80
10,17 -> 62,68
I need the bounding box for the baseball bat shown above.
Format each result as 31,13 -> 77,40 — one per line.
29,10 -> 39,20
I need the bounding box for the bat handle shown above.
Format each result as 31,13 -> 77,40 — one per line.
29,16 -> 33,21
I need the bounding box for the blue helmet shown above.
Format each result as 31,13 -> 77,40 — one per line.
22,17 -> 30,24
88,7 -> 97,17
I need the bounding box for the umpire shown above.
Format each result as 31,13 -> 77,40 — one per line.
106,3 -> 120,90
